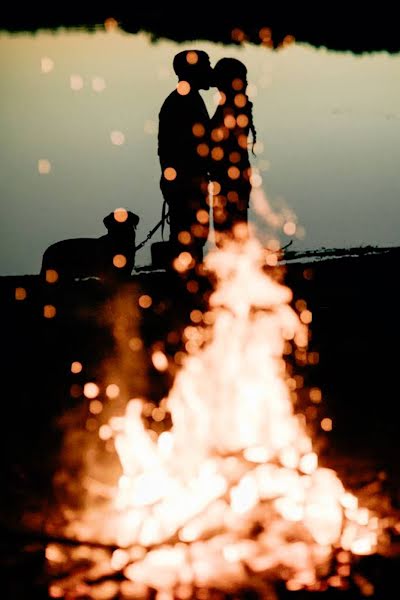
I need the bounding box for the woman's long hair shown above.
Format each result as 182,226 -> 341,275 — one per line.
213,57 -> 257,155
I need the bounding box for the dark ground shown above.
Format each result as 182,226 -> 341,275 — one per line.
1,247 -> 400,598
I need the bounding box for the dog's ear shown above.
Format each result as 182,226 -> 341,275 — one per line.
104,210 -> 139,231
103,212 -> 115,231
127,212 -> 140,228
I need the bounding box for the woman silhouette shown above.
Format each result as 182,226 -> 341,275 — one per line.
209,58 -> 256,244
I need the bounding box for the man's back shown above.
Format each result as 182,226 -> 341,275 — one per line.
156,49 -> 213,268
158,89 -> 210,180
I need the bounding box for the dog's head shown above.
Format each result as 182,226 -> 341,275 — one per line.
103,209 -> 140,233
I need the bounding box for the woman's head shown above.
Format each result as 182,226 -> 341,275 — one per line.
213,58 -> 247,94
213,58 -> 257,155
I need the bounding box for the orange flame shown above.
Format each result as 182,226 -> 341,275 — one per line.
50,235 -> 380,596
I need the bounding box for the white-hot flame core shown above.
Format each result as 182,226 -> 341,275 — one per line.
59,236 -> 378,594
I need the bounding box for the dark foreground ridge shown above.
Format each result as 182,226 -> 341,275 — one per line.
1,5 -> 399,54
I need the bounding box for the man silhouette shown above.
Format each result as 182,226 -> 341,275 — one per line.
158,50 -> 213,270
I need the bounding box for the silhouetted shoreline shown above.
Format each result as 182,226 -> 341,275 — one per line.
1,6 -> 399,54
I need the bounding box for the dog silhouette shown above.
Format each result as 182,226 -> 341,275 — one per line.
41,210 -> 140,283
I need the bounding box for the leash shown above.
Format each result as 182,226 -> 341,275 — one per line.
135,202 -> 169,252
134,211 -> 294,254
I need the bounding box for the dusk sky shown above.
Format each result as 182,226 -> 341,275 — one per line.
1,28 -> 399,275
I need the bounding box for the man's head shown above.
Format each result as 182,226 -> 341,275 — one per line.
173,50 -> 213,90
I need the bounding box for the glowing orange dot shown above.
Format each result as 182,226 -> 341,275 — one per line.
190,310 -> 202,323
196,209 -> 209,224
234,222 -> 248,240
45,269 -> 58,283
295,299 -> 307,311
177,81 -> 191,95
286,580 -> 302,592
173,252 -> 194,273
186,51 -> 198,64
217,91 -> 226,105
152,350 -> 169,372
232,78 -> 244,91
111,549 -> 130,570
303,268 -> 313,280
283,221 -> 296,236
300,309 -> 312,324
229,151 -> 241,163
44,304 -> 56,318
321,418 -> 333,431
211,147 -> 224,161
186,280 -> 199,293
84,382 -> 99,399
38,159 -> 51,174
174,351 -> 186,364
45,545 -> 64,562
228,166 -> 240,180
337,551 -> 351,564
49,584 -> 64,598
224,115 -> 236,129
92,77 -> 106,92
282,34 -> 295,46
178,231 -> 191,244
197,143 -> 209,157
152,407 -> 165,422
139,294 -> 152,308
234,94 -> 247,108
99,424 -> 113,440
110,131 -> 125,145
104,17 -> 118,32
70,384 -> 82,398
70,75 -> 83,91
259,27 -> 272,42
41,57 -> 54,74
266,253 -> 278,266
167,331 -> 180,344
299,452 -> 318,474
113,254 -> 127,268
114,207 -> 128,222
231,28 -> 245,42
267,239 -> 280,251
306,405 -> 318,420
71,361 -> 82,374
338,565 -> 351,577
295,375 -> 304,389
203,311 -> 215,325
250,171 -> 262,187
192,123 -> 205,137
208,181 -> 221,196
129,337 -> 143,351
89,399 -> 103,414
106,384 -> 120,399
237,114 -> 249,128
142,402 -> 155,417
238,134 -> 247,148
191,223 -> 206,238
309,388 -> 322,403
227,190 -> 239,203
15,287 -> 27,300
164,167 -> 177,181
86,418 -> 97,431
308,351 -> 319,365
211,128 -> 224,142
